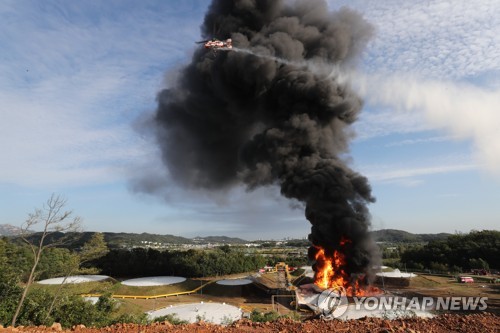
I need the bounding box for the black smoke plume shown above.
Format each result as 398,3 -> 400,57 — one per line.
152,0 -> 379,283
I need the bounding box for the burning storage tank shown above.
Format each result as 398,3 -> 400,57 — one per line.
145,0 -> 380,295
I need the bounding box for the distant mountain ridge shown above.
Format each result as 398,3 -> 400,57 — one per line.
371,229 -> 451,243
1,227 -> 248,249
192,235 -> 248,244
0,224 -> 25,236
0,224 -> 451,244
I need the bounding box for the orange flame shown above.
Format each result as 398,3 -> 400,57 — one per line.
314,237 -> 381,296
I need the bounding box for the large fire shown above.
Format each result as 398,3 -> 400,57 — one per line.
313,237 -> 381,296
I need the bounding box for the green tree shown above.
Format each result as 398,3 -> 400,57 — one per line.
74,232 -> 109,274
46,233 -> 109,318
469,258 -> 489,270
401,230 -> 500,271
37,247 -> 78,280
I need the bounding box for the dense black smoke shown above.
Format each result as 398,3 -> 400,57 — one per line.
152,0 -> 378,281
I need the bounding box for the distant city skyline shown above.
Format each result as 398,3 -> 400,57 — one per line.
1,0 -> 499,240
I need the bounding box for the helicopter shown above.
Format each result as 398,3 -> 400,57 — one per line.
196,38 -> 233,53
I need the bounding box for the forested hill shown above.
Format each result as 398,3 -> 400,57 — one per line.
192,236 -> 247,244
1,224 -> 452,245
98,233 -> 247,246
3,229 -> 248,249
371,229 -> 452,243
100,232 -> 193,247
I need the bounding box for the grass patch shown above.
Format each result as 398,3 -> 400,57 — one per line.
32,280 -> 117,295
408,276 -> 441,288
33,279 -> 209,299
112,298 -> 148,319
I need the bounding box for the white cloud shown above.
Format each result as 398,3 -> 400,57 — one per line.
385,135 -> 454,147
330,0 -> 500,79
354,72 -> 500,175
353,107 -> 433,141
323,0 -> 500,179
0,88 -> 145,186
364,161 -> 478,186
0,2 -> 205,187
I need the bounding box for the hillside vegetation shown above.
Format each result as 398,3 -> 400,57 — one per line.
371,229 -> 451,243
5,230 -> 248,250
401,230 -> 499,272
0,225 -> 457,248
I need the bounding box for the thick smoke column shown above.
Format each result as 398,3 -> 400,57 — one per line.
154,0 -> 378,281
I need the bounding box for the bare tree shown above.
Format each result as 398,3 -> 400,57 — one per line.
11,194 -> 81,327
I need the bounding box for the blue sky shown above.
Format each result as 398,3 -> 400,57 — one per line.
1,0 -> 499,240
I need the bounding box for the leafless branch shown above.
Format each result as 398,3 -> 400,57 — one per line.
11,193 -> 82,326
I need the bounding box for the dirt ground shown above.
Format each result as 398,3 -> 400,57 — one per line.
13,272 -> 498,332
115,272 -> 500,322
0,313 -> 498,332
124,291 -> 290,315
386,274 -> 500,314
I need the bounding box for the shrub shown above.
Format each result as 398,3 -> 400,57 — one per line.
249,309 -> 280,322
153,313 -> 188,325
111,313 -> 149,325
0,280 -> 22,326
